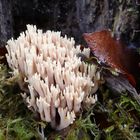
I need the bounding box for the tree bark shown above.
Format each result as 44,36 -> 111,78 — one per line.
76,0 -> 140,45
0,0 -> 139,46
0,0 -> 13,47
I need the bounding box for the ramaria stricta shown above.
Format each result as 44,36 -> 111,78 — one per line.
6,25 -> 100,130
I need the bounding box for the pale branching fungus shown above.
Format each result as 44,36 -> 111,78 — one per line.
6,25 -> 100,130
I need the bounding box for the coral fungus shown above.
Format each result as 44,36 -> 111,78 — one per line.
6,25 -> 99,130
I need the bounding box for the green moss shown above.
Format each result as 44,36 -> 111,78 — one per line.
0,64 -> 40,140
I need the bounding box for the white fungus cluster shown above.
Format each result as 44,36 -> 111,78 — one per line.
6,25 -> 100,130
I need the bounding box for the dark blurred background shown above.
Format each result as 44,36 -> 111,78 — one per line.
0,0 -> 140,47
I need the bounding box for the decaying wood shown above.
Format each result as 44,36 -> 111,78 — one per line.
103,71 -> 140,105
